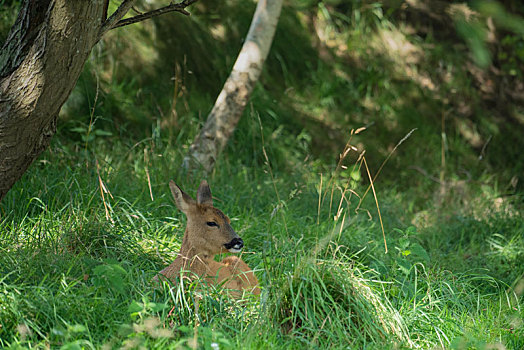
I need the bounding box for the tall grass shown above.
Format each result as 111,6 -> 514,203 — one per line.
1,0 -> 523,348
1,108 -> 522,348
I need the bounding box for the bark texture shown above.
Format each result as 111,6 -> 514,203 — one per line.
183,0 -> 283,172
0,0 -> 197,202
0,0 -> 108,201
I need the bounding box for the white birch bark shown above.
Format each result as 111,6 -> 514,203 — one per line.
182,0 -> 283,172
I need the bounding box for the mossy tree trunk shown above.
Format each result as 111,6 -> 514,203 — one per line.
183,0 -> 283,173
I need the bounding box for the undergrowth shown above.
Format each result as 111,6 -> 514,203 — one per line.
1,113 -> 522,348
1,0 -> 524,348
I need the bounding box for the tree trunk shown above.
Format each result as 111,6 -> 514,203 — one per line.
0,0 -> 107,202
182,0 -> 283,173
0,0 -> 195,202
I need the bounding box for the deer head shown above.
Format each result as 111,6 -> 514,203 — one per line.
169,180 -> 244,256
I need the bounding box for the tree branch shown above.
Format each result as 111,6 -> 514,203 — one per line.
112,0 -> 197,31
102,0 -> 110,23
99,0 -> 136,39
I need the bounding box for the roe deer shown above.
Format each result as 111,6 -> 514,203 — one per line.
153,180 -> 260,296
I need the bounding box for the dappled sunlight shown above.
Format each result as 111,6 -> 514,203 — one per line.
210,23 -> 226,40
2,0 -> 524,347
99,27 -> 159,83
375,26 -> 422,65
512,107 -> 524,126
447,3 -> 478,23
456,118 -> 483,148
371,25 -> 436,91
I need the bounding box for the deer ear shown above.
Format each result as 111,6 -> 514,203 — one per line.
169,180 -> 195,213
197,180 -> 213,206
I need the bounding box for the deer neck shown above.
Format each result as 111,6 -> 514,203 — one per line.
178,231 -> 214,271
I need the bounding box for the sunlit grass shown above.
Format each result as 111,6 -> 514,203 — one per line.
1,120 -> 522,348
1,0 -> 524,348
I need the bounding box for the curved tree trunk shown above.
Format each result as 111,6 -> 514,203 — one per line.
0,0 -> 195,202
183,0 -> 283,173
0,0 -> 107,202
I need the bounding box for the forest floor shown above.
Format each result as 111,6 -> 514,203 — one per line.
0,127 -> 522,349
1,0 -> 524,348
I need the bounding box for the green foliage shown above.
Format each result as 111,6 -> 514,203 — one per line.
274,256 -> 411,347
0,0 -> 20,43
1,122 -> 522,347
92,260 -> 128,295
455,17 -> 491,68
1,0 -> 524,348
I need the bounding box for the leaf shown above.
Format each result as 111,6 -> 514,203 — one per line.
92,262 -> 127,294
400,280 -> 415,298
51,328 -> 65,336
70,127 -> 86,134
455,19 -> 491,68
405,226 -> 417,236
67,324 -> 86,333
94,129 -> 112,136
60,342 -> 83,350
150,302 -> 168,312
128,300 -> 144,314
397,258 -> 412,275
398,237 -> 410,250
410,243 -> 430,263
370,260 -> 388,276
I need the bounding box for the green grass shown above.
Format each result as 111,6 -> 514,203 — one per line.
1,118 -> 522,348
1,0 -> 524,348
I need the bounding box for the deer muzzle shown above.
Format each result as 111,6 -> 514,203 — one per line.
224,237 -> 244,253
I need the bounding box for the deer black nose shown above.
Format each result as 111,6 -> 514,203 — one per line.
224,238 -> 244,252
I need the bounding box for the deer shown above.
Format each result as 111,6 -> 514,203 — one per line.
153,180 -> 260,296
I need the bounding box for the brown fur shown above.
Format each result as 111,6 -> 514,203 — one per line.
153,180 -> 260,296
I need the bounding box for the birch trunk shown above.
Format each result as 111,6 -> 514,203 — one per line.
183,0 -> 283,172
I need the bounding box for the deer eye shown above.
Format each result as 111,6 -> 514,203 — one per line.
206,221 -> 218,227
